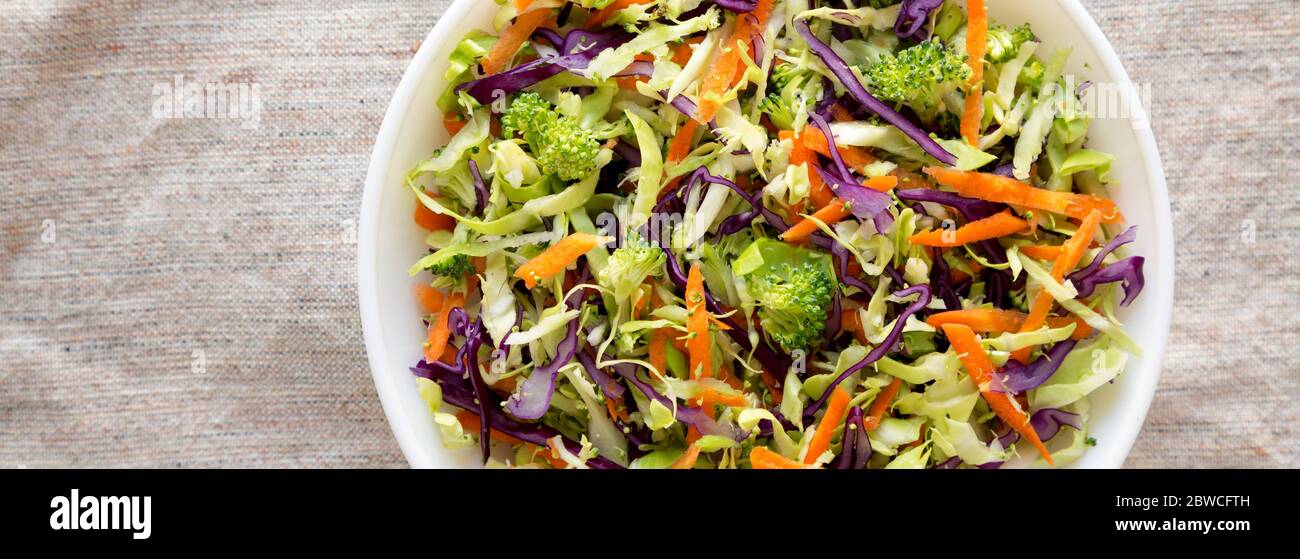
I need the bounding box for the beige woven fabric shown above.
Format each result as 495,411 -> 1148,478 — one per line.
1,1 -> 1296,468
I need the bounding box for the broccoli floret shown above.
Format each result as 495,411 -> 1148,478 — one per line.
736,238 -> 836,353
986,24 -> 1036,64
424,252 -> 475,278
863,40 -> 971,122
597,232 -> 665,304
759,64 -> 816,130
501,92 -> 600,182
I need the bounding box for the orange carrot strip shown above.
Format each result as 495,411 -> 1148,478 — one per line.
697,387 -> 748,409
514,232 -> 601,289
670,441 -> 704,469
781,199 -> 851,243
413,284 -> 447,315
803,387 -> 851,465
414,202 -> 456,231
863,377 -> 902,431
942,323 -> 1054,465
864,175 -> 898,193
686,264 -> 712,379
481,7 -> 552,76
1019,245 -> 1065,260
926,308 -> 1093,340
828,104 -> 855,122
696,0 -> 775,123
960,0 -> 988,146
801,126 -> 878,170
750,446 -> 808,469
667,119 -> 700,164
424,293 -> 465,363
443,112 -> 467,136
923,167 -> 1124,223
1012,209 -> 1103,362
908,209 -> 1028,247
587,0 -> 654,28
456,411 -> 525,446
779,130 -> 833,209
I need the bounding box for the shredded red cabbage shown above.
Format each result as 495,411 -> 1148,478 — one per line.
794,18 -> 957,165
994,339 -> 1078,393
894,0 -> 945,41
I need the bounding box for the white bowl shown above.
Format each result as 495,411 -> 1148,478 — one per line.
359,0 -> 1174,468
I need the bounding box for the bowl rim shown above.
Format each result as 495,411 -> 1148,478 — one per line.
359,0 -> 1175,468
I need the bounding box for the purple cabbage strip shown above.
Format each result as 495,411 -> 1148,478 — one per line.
999,408 -> 1082,446
894,0 -> 945,41
995,339 -> 1078,393
531,27 -> 563,49
576,348 -> 626,400
991,162 -> 1016,177
1070,226 -> 1137,280
410,360 -> 622,469
613,59 -> 655,79
794,18 -> 956,165
831,243 -> 875,296
808,112 -> 854,183
805,284 -> 933,419
1073,256 -> 1145,305
896,189 -> 1005,221
503,271 -> 591,420
611,138 -> 643,167
459,29 -> 632,104
812,164 -> 893,221
824,287 -> 842,346
713,0 -> 758,13
978,461 -> 1004,469
611,363 -> 744,441
933,456 -> 962,469
1066,227 -> 1144,305
928,247 -> 962,312
467,159 -> 488,215
833,405 -> 873,469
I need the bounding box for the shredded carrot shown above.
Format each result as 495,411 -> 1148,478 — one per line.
514,232 -> 601,289
413,284 -> 447,315
697,387 -> 748,409
926,308 -> 1093,340
750,446 -> 808,469
923,167 -> 1124,223
828,104 -> 856,123
481,7 -> 552,76
423,293 -> 464,364
670,37 -> 703,66
443,112 -> 467,136
909,209 -> 1028,247
670,440 -> 704,469
804,387 -> 851,465
686,264 -> 712,379
840,310 -> 872,346
778,130 -> 831,208
695,0 -> 775,123
863,378 -> 902,431
605,397 -> 630,423
414,202 -> 456,231
587,0 -> 654,28
864,175 -> 899,193
782,199 -> 851,243
801,126 -> 878,170
667,119 -> 700,164
1019,245 -> 1065,261
1011,209 -> 1103,362
960,0 -> 988,146
942,323 -> 1054,465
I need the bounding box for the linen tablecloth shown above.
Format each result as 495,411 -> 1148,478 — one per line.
2,0 -> 1296,467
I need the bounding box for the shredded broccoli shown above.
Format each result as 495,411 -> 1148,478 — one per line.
986,24 -> 1036,64
501,92 -> 601,182
863,40 -> 971,122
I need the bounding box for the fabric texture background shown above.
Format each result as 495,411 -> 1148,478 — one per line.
1,0 -> 1296,468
